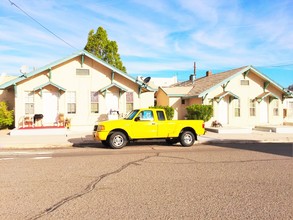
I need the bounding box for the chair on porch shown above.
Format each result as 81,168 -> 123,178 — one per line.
57,113 -> 65,127
23,115 -> 33,127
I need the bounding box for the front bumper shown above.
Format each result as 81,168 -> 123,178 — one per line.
93,131 -> 108,141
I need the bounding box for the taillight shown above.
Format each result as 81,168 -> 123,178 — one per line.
202,123 -> 205,128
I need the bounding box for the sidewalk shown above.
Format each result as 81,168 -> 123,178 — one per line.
0,129 -> 292,149
198,130 -> 293,144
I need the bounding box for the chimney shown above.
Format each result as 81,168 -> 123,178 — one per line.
189,74 -> 194,82
206,70 -> 212,77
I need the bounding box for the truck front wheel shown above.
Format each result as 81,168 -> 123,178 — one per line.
180,131 -> 195,147
109,132 -> 128,149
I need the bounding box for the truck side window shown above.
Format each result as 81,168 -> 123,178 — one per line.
140,110 -> 154,120
157,111 -> 166,121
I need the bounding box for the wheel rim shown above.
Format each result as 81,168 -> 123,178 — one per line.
183,133 -> 193,145
113,134 -> 124,147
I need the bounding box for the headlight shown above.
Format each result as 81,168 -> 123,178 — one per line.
97,125 -> 105,131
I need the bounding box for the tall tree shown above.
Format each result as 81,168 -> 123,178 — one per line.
84,27 -> 126,73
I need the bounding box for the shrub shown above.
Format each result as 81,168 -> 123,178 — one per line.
186,104 -> 213,122
150,105 -> 174,120
0,101 -> 14,129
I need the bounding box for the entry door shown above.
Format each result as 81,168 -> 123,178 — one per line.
259,100 -> 268,123
106,92 -> 119,119
42,92 -> 58,125
218,98 -> 228,125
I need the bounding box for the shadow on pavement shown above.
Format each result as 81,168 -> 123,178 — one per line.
206,142 -> 293,157
68,136 -> 179,149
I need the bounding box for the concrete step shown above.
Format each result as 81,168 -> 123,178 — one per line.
205,127 -> 252,134
254,126 -> 293,133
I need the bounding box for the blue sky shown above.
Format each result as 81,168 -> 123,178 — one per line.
0,0 -> 292,87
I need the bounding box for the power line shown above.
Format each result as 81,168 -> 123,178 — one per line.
8,0 -> 78,50
256,62 -> 293,68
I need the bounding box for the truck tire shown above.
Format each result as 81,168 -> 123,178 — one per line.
180,131 -> 195,147
109,132 -> 128,149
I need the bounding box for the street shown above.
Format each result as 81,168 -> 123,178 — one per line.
0,142 -> 292,220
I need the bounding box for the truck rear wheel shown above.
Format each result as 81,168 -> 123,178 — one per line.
180,131 -> 195,147
109,132 -> 128,149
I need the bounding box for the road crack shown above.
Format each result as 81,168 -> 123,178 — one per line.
27,153 -> 159,220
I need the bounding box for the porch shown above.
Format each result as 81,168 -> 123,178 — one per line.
9,125 -> 93,136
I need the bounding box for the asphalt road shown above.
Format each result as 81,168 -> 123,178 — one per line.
0,143 -> 292,220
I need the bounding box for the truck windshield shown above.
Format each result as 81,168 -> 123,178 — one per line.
124,110 -> 139,120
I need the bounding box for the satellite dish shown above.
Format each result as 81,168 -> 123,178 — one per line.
143,76 -> 151,84
20,65 -> 28,74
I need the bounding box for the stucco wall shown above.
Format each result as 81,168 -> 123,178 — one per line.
156,70 -> 285,126
9,55 -> 155,128
204,72 -> 284,126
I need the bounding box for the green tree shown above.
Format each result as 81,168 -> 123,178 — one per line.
84,27 -> 127,72
186,104 -> 213,122
0,101 -> 14,129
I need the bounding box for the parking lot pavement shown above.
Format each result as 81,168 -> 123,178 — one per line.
0,129 -> 292,149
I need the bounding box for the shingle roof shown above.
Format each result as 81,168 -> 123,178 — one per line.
170,66 -> 250,98
160,86 -> 193,96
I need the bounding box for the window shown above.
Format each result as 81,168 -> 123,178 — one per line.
272,99 -> 279,116
249,99 -> 256,116
67,91 -> 76,114
126,92 -> 133,113
139,110 -> 154,120
234,99 -> 240,117
91,91 -> 99,113
24,91 -> 34,114
157,111 -> 166,121
181,99 -> 185,105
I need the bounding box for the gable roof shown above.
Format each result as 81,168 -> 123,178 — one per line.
169,65 -> 287,98
99,82 -> 128,93
33,81 -> 66,92
0,50 -> 155,92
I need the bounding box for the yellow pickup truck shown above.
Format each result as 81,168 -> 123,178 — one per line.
93,108 -> 205,149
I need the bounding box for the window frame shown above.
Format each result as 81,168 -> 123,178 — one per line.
67,91 -> 76,114
90,91 -> 99,113
126,92 -> 134,113
24,91 -> 34,115
234,99 -> 240,117
249,99 -> 256,116
272,99 -> 279,116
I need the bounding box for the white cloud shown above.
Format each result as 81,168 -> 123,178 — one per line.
0,0 -> 292,87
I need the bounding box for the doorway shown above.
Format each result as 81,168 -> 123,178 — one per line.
42,92 -> 58,125
217,98 -> 228,125
259,100 -> 268,124
106,92 -> 119,120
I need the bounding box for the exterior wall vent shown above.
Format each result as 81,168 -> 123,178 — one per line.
76,68 -> 90,76
240,80 -> 249,85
